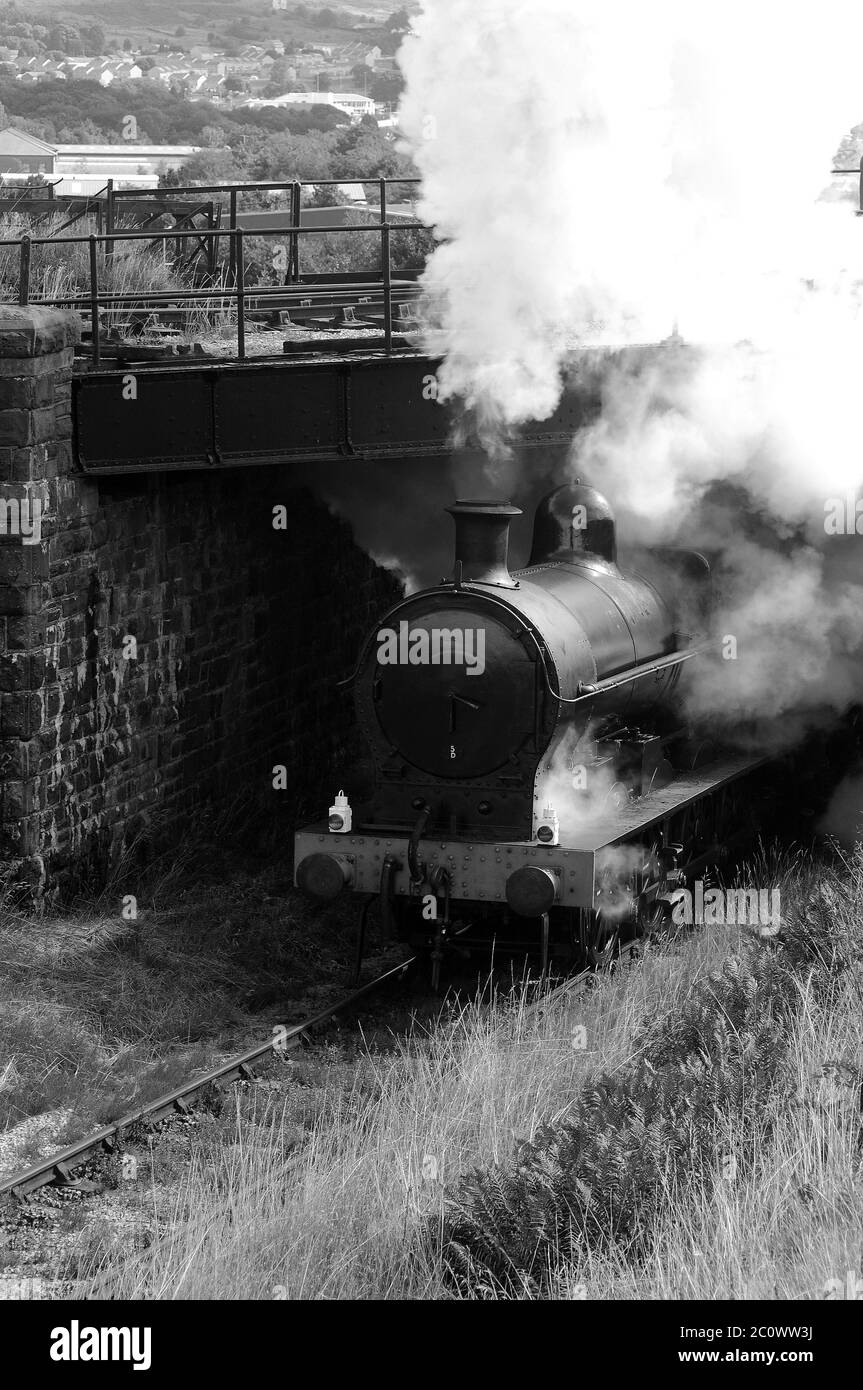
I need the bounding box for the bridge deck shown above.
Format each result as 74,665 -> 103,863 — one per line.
72,348 -> 598,474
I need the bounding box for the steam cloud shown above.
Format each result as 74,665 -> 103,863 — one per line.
397,0 -> 863,785
819,769 -> 863,848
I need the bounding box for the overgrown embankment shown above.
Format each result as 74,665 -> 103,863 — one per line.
53,845 -> 862,1302
440,867 -> 861,1295
0,825 -> 394,1178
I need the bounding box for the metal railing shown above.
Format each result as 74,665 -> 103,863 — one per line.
3,176 -> 427,366
831,155 -> 863,213
0,177 -> 113,233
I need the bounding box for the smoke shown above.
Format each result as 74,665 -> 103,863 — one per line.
534,722 -> 628,840
399,1 -> 863,439
397,0 -> 863,740
818,769 -> 863,847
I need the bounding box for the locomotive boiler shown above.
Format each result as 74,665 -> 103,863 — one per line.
294,482 -> 764,981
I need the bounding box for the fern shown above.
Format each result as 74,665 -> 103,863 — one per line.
436,889 -> 853,1293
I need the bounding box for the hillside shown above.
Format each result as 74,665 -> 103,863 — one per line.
0,1 -> 410,53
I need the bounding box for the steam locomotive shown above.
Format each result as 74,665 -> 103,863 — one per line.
294,482 -> 765,983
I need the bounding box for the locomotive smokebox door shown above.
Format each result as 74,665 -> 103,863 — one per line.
374,607 -> 536,779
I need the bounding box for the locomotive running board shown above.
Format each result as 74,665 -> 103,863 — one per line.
294,752 -> 767,912
558,751 -> 768,853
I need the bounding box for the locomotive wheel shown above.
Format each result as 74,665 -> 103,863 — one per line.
635,895 -> 667,936
633,834 -> 665,938
576,908 -> 620,968
670,797 -> 709,874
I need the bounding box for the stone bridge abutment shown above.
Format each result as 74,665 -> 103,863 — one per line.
0,307 -> 399,896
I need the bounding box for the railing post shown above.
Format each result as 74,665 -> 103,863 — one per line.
18,234 -> 31,307
858,155 -> 863,215
228,187 -> 237,285
290,180 -> 301,284
89,234 -> 100,368
382,220 -> 392,354
105,179 -> 114,269
236,227 -> 245,360
379,175 -> 387,225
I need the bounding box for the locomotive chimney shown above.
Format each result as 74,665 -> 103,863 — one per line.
446,500 -> 522,588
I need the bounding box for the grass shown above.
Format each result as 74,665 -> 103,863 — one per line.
56,840 -> 862,1301
0,204 -> 433,348
0,818 -> 389,1164
0,210 -> 182,328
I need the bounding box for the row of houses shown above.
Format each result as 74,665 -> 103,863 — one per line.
0,37 -> 399,104
7,50 -> 266,96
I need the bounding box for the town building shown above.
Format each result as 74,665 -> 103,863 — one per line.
246,90 -> 376,121
0,128 -> 201,194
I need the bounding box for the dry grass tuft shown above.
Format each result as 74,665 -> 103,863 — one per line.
65,843 -> 862,1301
0,833 -> 379,1169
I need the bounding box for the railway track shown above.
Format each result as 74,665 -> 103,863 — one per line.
0,933 -> 644,1204
0,954 -> 419,1202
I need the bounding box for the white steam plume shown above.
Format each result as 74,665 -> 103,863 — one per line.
399,0 -> 863,429
398,1 -> 863,737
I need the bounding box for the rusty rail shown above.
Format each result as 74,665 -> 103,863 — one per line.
0,176 -> 427,359
0,953 -> 417,1201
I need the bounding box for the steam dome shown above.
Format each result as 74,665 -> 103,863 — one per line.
528,482 -> 617,566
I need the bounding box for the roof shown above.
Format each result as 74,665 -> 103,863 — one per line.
54,144 -> 201,156
0,128 -> 57,156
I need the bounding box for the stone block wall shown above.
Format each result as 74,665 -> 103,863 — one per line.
0,308 -> 401,896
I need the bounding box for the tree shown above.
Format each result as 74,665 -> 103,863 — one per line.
316,8 -> 338,26
200,124 -> 225,149
253,129 -> 335,181
334,113 -> 375,153
123,38 -> 132,52
81,23 -> 106,54
56,116 -> 109,143
179,148 -> 244,184
224,75 -> 246,93
385,7 -> 410,32
336,128 -> 406,178
309,182 -> 339,207
47,24 -> 82,54
370,70 -> 403,103
135,105 -> 168,141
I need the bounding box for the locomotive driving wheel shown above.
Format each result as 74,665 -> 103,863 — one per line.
632,833 -> 666,937
575,906 -> 621,967
636,898 -> 667,936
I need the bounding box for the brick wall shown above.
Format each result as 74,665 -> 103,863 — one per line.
0,307 -> 401,897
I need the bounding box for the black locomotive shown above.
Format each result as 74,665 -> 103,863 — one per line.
295,482 -> 763,983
